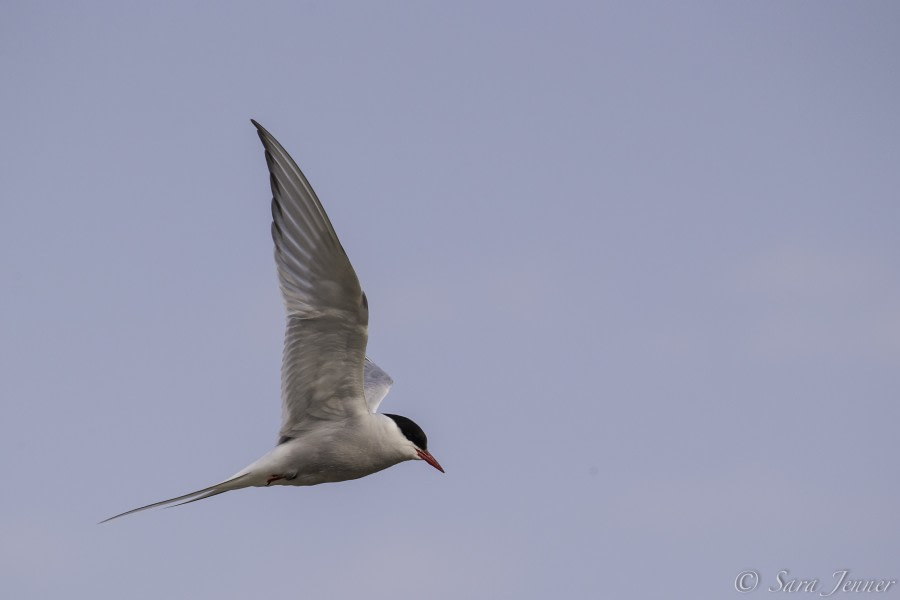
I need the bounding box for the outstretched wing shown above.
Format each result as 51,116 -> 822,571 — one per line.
252,120 -> 369,439
364,358 -> 394,413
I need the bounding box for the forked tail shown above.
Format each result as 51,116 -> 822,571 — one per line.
99,473 -> 251,524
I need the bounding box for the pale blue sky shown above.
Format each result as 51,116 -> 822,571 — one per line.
2,2 -> 899,598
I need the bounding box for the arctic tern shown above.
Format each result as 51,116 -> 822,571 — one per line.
101,120 -> 443,523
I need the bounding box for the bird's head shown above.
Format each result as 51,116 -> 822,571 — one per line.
384,414 -> 444,473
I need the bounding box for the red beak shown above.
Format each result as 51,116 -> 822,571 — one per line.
416,448 -> 445,473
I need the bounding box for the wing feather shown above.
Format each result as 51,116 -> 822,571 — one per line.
252,120 -> 369,437
364,358 -> 394,413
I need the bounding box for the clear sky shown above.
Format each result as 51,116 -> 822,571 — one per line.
2,2 -> 899,598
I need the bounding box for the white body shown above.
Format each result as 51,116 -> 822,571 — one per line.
236,414 -> 416,487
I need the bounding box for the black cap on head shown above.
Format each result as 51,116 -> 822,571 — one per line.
384,414 -> 428,450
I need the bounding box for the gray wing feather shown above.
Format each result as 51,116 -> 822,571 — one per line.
364,358 -> 393,413
252,120 -> 369,437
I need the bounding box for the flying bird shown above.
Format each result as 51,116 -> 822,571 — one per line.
102,120 -> 443,523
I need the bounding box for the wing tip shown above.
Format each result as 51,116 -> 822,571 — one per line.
251,119 -> 273,145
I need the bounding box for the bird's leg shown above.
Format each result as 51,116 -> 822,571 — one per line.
266,471 -> 297,486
